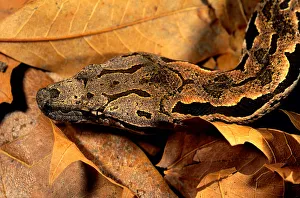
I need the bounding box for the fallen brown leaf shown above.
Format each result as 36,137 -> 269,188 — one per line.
49,120 -> 126,188
157,118 -> 267,198
213,122 -> 300,184
158,118 -> 300,197
212,122 -> 274,161
0,68 -> 130,197
202,0 -> 259,71
0,0 -> 241,77
213,122 -> 300,168
61,124 -> 177,198
257,128 -> 300,184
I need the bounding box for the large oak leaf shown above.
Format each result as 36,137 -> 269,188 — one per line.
0,0 -> 237,77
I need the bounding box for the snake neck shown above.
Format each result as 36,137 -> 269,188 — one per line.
166,0 -> 300,123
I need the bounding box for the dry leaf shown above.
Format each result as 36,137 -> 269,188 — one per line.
0,68 -> 128,197
196,167 -> 284,198
61,124 -> 177,198
157,118 -> 267,198
0,68 -> 53,144
212,122 -> 300,183
49,121 -> 123,187
201,0 -> 259,71
257,128 -> 300,184
196,167 -> 237,187
281,109 -> 300,131
0,0 -> 29,19
212,122 -> 275,161
158,118 -> 300,197
0,53 -> 20,104
0,0 -> 236,77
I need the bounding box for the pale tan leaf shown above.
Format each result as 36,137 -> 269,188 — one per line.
121,187 -> 136,198
196,167 -> 237,187
0,0 -> 237,77
265,163 -> 300,184
196,167 -> 284,198
212,122 -> 274,161
0,0 -> 29,20
212,123 -> 300,184
281,110 -> 300,131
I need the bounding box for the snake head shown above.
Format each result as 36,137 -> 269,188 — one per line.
36,53 -> 182,130
36,64 -> 107,123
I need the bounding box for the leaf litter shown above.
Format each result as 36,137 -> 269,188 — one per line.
0,0 -> 300,197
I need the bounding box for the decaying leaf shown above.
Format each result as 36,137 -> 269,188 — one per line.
0,0 -> 26,105
204,0 -> 259,71
0,0 -> 247,77
257,128 -> 300,184
213,122 -> 300,184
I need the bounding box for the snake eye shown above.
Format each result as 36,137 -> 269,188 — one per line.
87,92 -> 94,99
49,89 -> 60,99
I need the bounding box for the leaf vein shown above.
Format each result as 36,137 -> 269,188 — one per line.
82,0 -> 101,33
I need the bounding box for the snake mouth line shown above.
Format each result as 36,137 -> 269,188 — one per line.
43,106 -> 104,123
44,107 -> 167,134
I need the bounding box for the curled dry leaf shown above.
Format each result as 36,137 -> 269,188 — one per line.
281,109 -> 300,131
0,68 -> 53,145
158,118 -> 300,197
157,118 -> 267,198
258,128 -> 300,184
212,122 -> 274,161
0,0 -> 237,77
204,0 -> 259,71
49,120 -> 135,197
213,122 -> 300,184
0,0 -> 27,105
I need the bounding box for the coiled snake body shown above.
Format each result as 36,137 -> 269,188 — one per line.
37,0 -> 300,130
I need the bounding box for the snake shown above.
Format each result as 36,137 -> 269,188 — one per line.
36,0 -> 300,132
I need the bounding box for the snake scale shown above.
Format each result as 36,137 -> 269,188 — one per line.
37,0 -> 300,131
